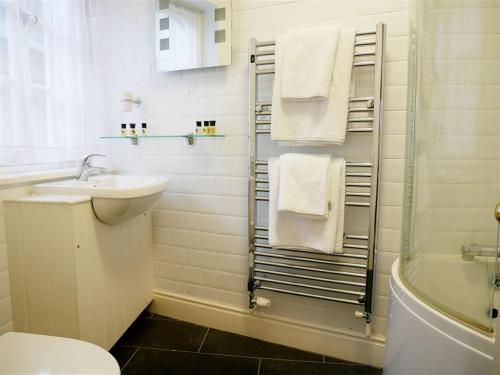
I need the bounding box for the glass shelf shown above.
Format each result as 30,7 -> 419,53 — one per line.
100,134 -> 225,145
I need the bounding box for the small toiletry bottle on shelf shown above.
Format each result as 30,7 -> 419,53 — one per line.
141,123 -> 147,135
203,121 -> 210,135
121,123 -> 127,137
209,120 -> 216,135
130,123 -> 136,136
196,121 -> 202,134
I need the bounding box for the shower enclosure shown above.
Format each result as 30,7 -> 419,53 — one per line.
400,0 -> 500,335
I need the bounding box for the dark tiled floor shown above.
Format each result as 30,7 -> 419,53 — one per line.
110,311 -> 383,375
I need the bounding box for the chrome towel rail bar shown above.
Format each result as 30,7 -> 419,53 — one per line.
254,259 -> 366,278
257,286 -> 363,305
254,268 -> 366,287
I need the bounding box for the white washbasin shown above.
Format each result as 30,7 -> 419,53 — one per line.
33,175 -> 168,224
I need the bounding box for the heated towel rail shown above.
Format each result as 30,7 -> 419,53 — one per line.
247,23 -> 386,322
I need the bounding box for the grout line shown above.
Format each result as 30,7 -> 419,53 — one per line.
121,347 -> 140,371
135,345 -> 336,364
257,358 -> 261,375
198,328 -> 210,353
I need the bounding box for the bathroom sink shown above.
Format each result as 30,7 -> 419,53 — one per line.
33,175 -> 168,224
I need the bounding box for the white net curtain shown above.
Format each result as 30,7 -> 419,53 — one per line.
0,0 -> 91,166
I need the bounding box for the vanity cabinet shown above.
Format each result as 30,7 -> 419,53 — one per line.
4,195 -> 153,350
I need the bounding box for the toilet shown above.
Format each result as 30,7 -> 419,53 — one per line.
0,332 -> 120,374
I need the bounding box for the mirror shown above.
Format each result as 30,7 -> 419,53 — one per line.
155,0 -> 231,72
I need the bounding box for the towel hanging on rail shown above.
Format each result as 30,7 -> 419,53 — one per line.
281,26 -> 340,100
268,157 -> 345,254
271,27 -> 355,146
278,153 -> 332,219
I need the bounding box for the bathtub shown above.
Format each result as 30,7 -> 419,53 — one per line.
384,259 -> 494,374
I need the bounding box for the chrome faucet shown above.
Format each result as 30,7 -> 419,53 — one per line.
77,154 -> 107,181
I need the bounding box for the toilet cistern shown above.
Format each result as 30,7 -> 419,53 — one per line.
77,153 -> 107,181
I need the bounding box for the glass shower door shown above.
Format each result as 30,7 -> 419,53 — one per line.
491,203 -> 500,330
399,0 -> 500,335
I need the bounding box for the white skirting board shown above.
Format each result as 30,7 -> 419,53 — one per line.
149,291 -> 385,368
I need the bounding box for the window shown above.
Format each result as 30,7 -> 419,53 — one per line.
0,0 -> 90,166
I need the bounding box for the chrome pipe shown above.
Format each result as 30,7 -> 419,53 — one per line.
353,61 -> 375,67
255,31 -> 376,48
348,117 -> 374,122
255,196 -> 370,207
354,40 -> 376,47
254,251 -> 367,269
346,172 -> 371,177
349,108 -> 373,112
346,182 -> 371,187
255,160 -> 372,167
349,96 -> 374,102
253,188 -> 369,197
254,244 -> 367,259
346,202 -> 370,207
247,37 -> 258,308
348,128 -> 374,132
257,96 -> 374,106
363,22 -> 386,316
256,69 -> 275,75
256,286 -> 363,305
354,51 -> 376,57
254,268 -> 366,287
255,277 -> 365,296
256,60 -> 275,65
346,234 -> 369,240
257,60 -> 374,74
254,259 -> 366,278
343,244 -> 369,250
254,227 -> 369,243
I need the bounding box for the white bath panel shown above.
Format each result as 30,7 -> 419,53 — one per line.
384,259 -> 494,375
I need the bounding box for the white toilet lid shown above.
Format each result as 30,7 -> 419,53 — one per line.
0,332 -> 120,374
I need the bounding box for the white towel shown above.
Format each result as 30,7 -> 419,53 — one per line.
277,153 -> 331,219
281,26 -> 340,100
268,157 -> 345,254
271,27 -> 356,146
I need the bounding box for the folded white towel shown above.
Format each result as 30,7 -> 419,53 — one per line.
271,27 -> 356,146
268,157 -> 345,254
281,26 -> 340,100
277,153 -> 331,219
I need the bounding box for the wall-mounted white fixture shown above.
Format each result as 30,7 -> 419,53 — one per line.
121,91 -> 141,112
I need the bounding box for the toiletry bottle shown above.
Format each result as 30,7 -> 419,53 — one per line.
130,123 -> 136,136
141,122 -> 147,135
121,123 -> 127,137
203,121 -> 210,135
196,121 -> 202,135
209,120 -> 216,135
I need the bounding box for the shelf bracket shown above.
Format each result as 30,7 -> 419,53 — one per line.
184,134 -> 194,145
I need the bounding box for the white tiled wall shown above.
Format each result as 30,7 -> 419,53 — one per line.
91,0 -> 410,339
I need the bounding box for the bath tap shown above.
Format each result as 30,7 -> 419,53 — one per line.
77,153 -> 107,181
462,243 -> 500,261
